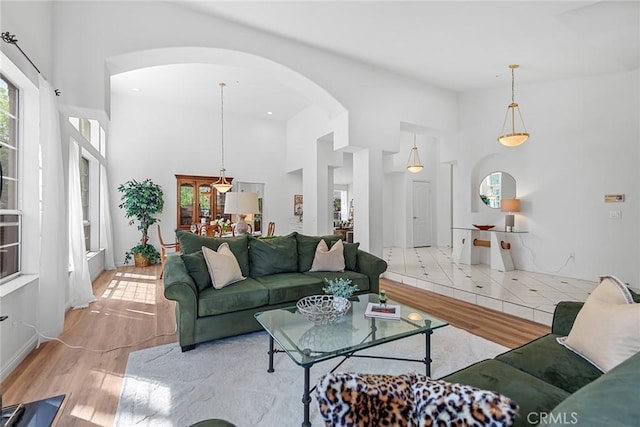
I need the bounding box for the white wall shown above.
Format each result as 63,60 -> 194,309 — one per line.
0,1 -> 53,87
445,70 -> 639,288
109,93 -> 298,264
41,0 -> 457,255
0,277 -> 39,381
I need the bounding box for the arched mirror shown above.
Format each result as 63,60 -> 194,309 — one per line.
479,171 -> 516,209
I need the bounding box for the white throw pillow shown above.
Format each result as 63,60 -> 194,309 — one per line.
202,243 -> 245,289
557,275 -> 640,372
310,239 -> 345,272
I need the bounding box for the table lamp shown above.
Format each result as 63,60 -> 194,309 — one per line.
501,199 -> 520,232
224,192 -> 259,235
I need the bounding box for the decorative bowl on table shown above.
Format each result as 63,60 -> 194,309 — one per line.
297,295 -> 351,325
472,224 -> 495,230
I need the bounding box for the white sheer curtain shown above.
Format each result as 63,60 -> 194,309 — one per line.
68,140 -> 96,308
100,164 -> 116,270
37,76 -> 66,343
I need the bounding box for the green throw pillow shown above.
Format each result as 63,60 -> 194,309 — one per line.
176,230 -> 250,277
295,233 -> 342,272
181,251 -> 211,292
330,240 -> 359,271
248,233 -> 298,277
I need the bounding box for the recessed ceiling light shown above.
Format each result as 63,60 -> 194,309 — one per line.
267,111 -> 273,115
132,87 -> 141,92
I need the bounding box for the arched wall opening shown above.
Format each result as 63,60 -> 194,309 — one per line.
105,46 -> 351,261
105,46 -> 347,120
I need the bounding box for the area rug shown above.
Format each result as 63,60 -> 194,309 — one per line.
115,327 -> 508,426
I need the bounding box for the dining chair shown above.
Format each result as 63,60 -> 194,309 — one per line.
267,221 -> 275,237
210,224 -> 222,237
157,225 -> 181,278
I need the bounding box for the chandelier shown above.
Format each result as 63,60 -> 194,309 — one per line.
212,82 -> 233,193
498,64 -> 529,147
406,134 -> 424,173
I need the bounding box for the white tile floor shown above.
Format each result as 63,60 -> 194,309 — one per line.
382,246 -> 599,326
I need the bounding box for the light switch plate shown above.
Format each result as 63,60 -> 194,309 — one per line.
609,210 -> 622,219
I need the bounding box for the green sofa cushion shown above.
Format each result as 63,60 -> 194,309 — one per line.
442,359 -> 570,427
248,233 -> 298,277
255,273 -> 325,305
495,334 -> 603,393
181,251 -> 212,292
176,231 -> 250,277
296,233 -> 342,272
546,352 -> 640,426
197,278 -> 268,317
303,270 -> 370,293
330,240 -> 359,271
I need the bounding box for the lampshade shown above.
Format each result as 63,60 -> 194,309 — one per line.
501,198 -> 520,213
224,192 -> 259,215
406,134 -> 424,173
498,64 -> 529,147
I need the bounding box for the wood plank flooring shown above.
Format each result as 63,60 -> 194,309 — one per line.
1,268 -> 549,426
1,266 -> 176,426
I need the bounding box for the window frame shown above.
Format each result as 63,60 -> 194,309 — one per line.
0,73 -> 22,282
66,115 -> 107,255
0,52 -> 40,285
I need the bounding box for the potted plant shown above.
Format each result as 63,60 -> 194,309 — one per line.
323,277 -> 359,300
118,178 -> 164,266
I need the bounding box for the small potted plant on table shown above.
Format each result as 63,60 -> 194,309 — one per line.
323,278 -> 359,301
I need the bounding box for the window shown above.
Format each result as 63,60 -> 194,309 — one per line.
0,73 -> 21,281
80,156 -> 90,251
68,115 -> 106,254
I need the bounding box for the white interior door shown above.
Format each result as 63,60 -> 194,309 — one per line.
412,181 -> 432,247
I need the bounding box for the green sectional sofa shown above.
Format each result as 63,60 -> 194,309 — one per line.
163,231 -> 387,352
442,300 -> 640,426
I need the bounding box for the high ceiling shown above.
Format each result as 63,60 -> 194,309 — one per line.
112,1 -> 639,120
178,0 -> 639,91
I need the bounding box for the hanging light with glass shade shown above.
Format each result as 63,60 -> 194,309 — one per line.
498,64 -> 529,147
406,134 -> 424,173
212,82 -> 233,193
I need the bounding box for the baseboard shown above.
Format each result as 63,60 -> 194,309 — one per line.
0,333 -> 38,382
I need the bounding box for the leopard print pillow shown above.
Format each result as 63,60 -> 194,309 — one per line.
316,372 -> 415,427
316,372 -> 518,427
411,375 -> 519,426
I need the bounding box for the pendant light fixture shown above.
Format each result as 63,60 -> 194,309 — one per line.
498,64 -> 529,147
406,133 -> 424,173
212,82 -> 233,193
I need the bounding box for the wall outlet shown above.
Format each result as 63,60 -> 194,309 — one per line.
609,210 -> 622,219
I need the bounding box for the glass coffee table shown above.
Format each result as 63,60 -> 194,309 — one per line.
254,293 -> 448,427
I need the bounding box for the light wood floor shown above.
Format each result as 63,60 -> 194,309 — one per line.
1,268 -> 549,426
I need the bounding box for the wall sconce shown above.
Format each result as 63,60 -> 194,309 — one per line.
501,199 -> 520,232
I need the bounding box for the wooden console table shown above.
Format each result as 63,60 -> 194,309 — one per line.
452,227 -> 527,271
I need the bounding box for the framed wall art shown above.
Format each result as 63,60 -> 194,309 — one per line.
294,194 -> 303,216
